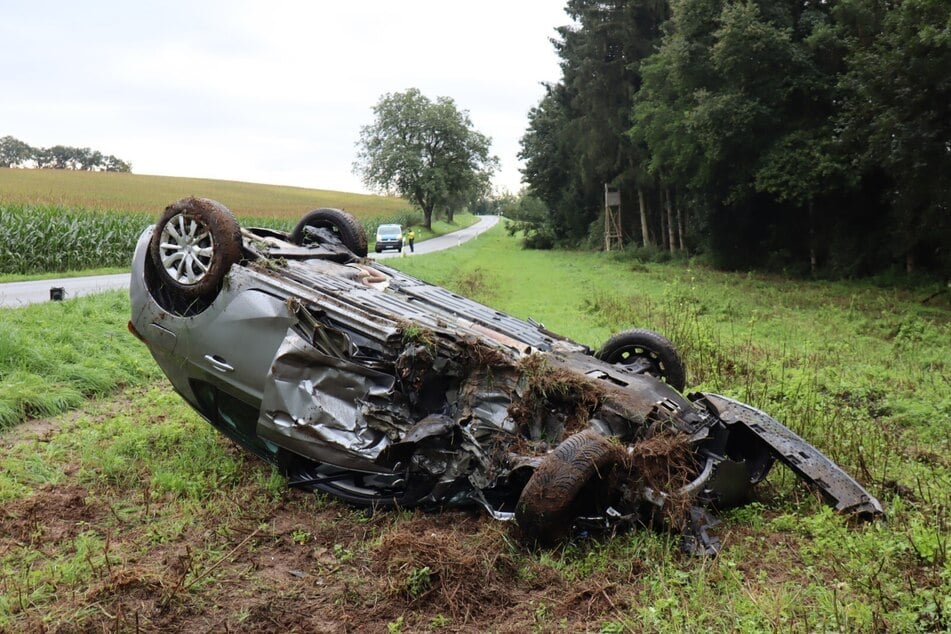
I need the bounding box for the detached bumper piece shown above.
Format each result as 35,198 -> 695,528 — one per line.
701,393 -> 884,518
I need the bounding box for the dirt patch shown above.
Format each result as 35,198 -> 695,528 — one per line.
6,493 -> 632,633
1,484 -> 103,545
372,512 -> 519,620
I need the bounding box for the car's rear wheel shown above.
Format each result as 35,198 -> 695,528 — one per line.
290,208 -> 368,257
597,328 -> 687,392
148,197 -> 242,302
516,429 -> 628,543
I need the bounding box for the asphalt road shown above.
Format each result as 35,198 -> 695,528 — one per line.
0,215 -> 500,308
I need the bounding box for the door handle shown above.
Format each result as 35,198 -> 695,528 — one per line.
204,354 -> 234,373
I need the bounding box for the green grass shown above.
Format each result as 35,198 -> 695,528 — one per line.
0,223 -> 948,631
0,290 -> 158,428
0,267 -> 129,283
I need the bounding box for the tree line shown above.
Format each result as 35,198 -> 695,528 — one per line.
517,0 -> 950,278
0,136 -> 131,173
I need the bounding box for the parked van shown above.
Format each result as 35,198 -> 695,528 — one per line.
374,224 -> 403,253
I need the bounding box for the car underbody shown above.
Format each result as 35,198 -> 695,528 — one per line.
130,198 -> 883,554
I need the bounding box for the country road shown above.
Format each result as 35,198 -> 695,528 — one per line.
0,215 -> 500,308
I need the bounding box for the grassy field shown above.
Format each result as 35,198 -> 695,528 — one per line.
1,225 -> 948,631
0,168 -> 409,219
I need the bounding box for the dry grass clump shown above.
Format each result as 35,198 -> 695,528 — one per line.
373,516 -> 520,620
627,430 -> 700,528
509,355 -> 604,439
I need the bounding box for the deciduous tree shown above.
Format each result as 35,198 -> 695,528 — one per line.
354,89 -> 497,229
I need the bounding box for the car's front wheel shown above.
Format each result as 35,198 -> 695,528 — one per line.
515,429 -> 628,543
148,197 -> 242,302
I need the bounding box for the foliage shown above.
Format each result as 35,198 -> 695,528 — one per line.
503,194 -> 559,249
0,204 -> 151,274
0,135 -> 130,172
520,0 -> 951,279
520,0 -> 670,249
837,0 -> 951,275
354,88 -> 498,229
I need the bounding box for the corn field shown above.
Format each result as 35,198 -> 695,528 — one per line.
0,203 -> 422,275
0,204 -> 152,274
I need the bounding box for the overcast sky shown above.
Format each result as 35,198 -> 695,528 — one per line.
1,1 -> 571,195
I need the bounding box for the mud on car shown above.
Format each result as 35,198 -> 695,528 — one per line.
129,197 -> 883,553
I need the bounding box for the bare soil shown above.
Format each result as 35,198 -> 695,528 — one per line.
1,489 -> 634,632
0,394 -> 644,633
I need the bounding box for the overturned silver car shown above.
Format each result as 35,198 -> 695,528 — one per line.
129,198 -> 882,553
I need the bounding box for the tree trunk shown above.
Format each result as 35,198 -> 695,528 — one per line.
665,188 -> 675,253
422,205 -> 434,230
659,191 -> 668,251
676,199 -> 685,252
808,200 -> 817,276
906,251 -> 915,274
638,187 -> 651,247
446,206 -> 455,223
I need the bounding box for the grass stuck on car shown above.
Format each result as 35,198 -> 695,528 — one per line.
129,197 -> 883,553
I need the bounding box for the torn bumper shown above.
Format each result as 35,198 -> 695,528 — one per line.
700,393 -> 884,518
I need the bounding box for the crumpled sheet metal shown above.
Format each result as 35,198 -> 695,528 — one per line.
458,368 -> 519,440
257,330 -> 514,491
257,330 -> 406,472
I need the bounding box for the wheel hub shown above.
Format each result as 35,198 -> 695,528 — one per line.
159,213 -> 215,285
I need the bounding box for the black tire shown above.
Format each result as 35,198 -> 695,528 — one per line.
515,429 -> 627,543
597,328 -> 686,392
290,208 -> 368,257
148,197 -> 242,302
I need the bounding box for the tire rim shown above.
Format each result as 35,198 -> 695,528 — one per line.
158,213 -> 215,285
609,346 -> 660,373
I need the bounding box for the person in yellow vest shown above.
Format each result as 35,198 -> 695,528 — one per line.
407,229 -> 416,253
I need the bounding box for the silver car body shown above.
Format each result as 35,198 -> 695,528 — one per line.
130,216 -> 882,550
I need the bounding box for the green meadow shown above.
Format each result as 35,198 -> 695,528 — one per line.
0,223 -> 948,631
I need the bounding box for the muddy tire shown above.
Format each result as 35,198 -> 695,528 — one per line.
290,208 -> 368,257
148,197 -> 242,302
516,429 -> 627,543
597,328 -> 686,392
